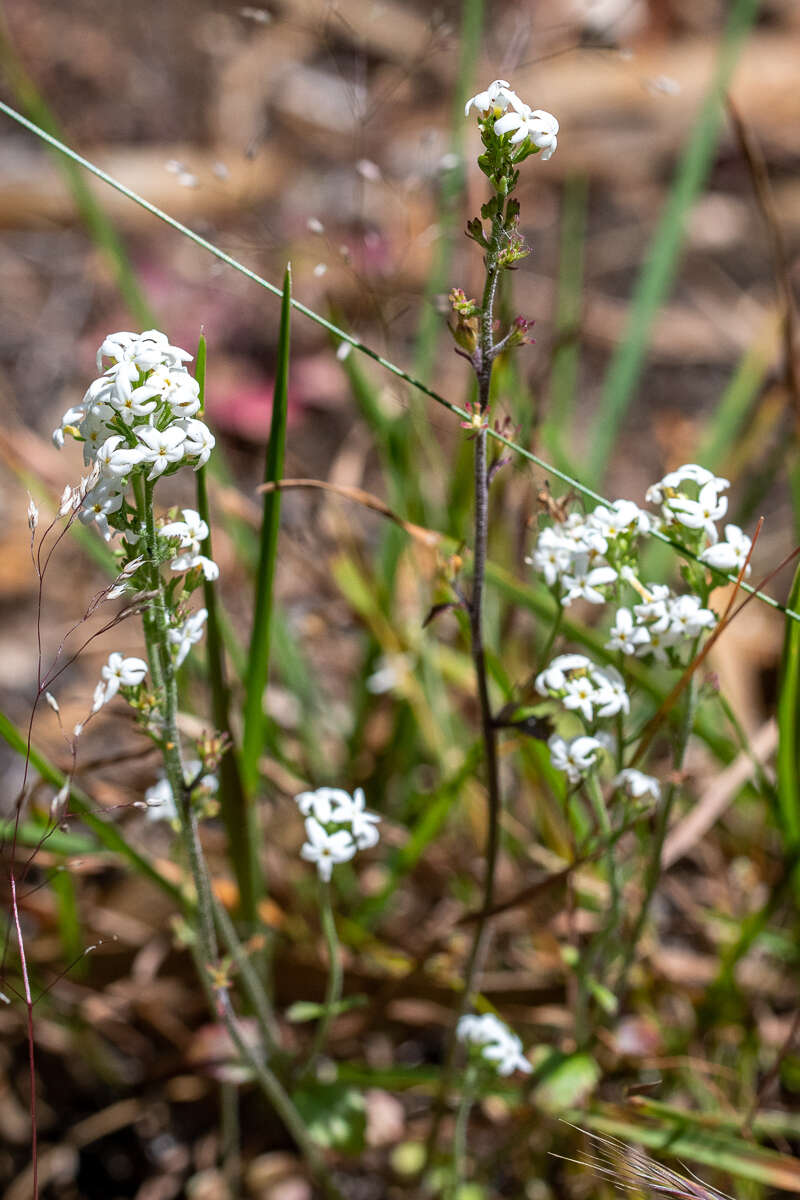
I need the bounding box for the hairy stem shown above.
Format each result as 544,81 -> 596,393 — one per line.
423,213 -> 505,1177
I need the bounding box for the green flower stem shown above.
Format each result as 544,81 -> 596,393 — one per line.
212,890 -> 282,1056
575,772 -> 621,1043
448,1063 -> 478,1199
185,942 -> 345,1200
616,670 -> 698,1000
136,481 -> 339,1195
300,879 -> 342,1079
423,210 -> 505,1178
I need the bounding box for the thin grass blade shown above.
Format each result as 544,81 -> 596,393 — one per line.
241,265 -> 292,792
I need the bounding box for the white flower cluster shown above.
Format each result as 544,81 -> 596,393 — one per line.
456,1012 -> 531,1076
607,582 -> 715,664
646,464 -> 752,573
53,330 -> 215,542
296,787 -> 381,882
160,509 -> 219,580
144,759 -> 219,823
465,79 -> 559,161
528,499 -> 649,607
536,654 -> 629,723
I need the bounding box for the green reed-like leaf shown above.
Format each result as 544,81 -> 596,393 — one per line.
241,265 -> 292,793
194,335 -> 256,919
777,562 -> 800,847
584,0 -> 761,486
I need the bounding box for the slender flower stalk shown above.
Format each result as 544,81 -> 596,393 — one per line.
299,879 -> 343,1078
425,79 -> 555,1175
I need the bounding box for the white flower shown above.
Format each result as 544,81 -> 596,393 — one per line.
535,653 -> 592,696
112,385 -> 159,424
133,365 -> 201,418
464,79 -> 518,117
300,816 -> 357,881
668,594 -> 716,638
92,651 -> 147,711
145,759 -> 218,822
548,733 -> 604,783
180,418 -> 215,468
528,526 -> 574,587
27,495 -> 39,531
329,786 -> 381,850
562,554 -> 617,606
168,607 -> 208,668
612,768 -> 661,803
456,1012 -> 531,1076
562,675 -> 599,723
161,509 -> 209,548
606,608 -> 650,655
589,499 -> 650,538
665,480 -> 728,542
79,482 -> 123,541
700,524 -> 752,577
80,402 -> 117,463
95,434 -> 143,478
295,787 -> 343,823
591,664 -> 630,717
136,425 -> 186,480
494,101 -> 559,159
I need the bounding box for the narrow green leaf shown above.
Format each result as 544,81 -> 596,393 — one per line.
241,265 -> 292,791
194,335 -> 257,920
49,866 -> 84,975
584,0 -> 761,486
777,562 -> 800,848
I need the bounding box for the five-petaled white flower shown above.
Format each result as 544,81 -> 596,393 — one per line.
180,418 -> 215,468
168,608 -> 208,668
464,79 -> 518,117
136,425 -> 186,480
92,651 -> 147,711
612,768 -> 661,803
300,817 -> 357,882
548,733 -> 605,784
700,524 -> 752,577
494,102 -> 559,159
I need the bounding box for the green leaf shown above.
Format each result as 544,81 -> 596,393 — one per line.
530,1048 -> 601,1113
292,1082 -> 366,1155
241,265 -> 292,793
194,335 -> 255,920
286,995 -> 368,1023
777,562 -> 800,848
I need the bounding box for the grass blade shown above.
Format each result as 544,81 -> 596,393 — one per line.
241,265 -> 292,793
776,562 -> 800,847
194,335 -> 256,919
584,0 -> 761,487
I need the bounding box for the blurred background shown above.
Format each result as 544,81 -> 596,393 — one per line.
1,0 -> 800,1197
